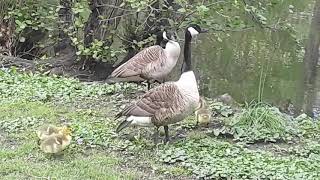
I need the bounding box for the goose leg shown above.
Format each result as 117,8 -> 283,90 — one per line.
147,82 -> 151,90
164,125 -> 170,143
153,127 -> 159,145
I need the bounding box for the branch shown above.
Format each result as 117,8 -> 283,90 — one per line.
177,0 -> 228,27
95,3 -> 141,12
99,12 -> 137,22
241,0 -> 284,31
0,54 -> 35,70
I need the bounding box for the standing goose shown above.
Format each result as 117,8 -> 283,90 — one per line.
108,30 -> 181,89
115,24 -> 208,144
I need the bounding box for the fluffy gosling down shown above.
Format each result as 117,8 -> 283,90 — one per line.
36,124 -> 64,140
37,125 -> 72,154
195,97 -> 212,127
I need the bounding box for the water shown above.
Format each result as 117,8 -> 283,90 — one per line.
190,1 -> 320,116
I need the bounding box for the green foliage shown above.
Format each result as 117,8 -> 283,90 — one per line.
211,103 -> 320,144
6,1 -> 57,33
0,117 -> 43,133
295,114 -> 320,139
0,68 -> 140,148
74,39 -> 126,61
0,69 -> 142,179
230,103 -> 288,140
2,0 -> 310,66
214,103 -> 294,142
159,138 -> 320,179
4,0 -> 58,48
286,140 -> 320,158
209,101 -> 234,117
0,0 -> 17,19
124,0 -> 151,10
69,114 -> 116,147
0,68 -> 138,103
71,0 -> 90,29
2,69 -> 320,179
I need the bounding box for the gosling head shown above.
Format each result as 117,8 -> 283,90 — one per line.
59,126 -> 72,136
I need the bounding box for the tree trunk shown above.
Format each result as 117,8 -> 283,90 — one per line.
118,0 -> 176,67
36,0 -> 77,77
55,0 -> 75,54
84,0 -> 123,47
82,0 -> 124,80
0,54 -> 35,70
300,0 -> 320,117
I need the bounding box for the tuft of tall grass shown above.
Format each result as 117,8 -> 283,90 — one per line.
227,102 -> 289,142
0,0 -> 20,20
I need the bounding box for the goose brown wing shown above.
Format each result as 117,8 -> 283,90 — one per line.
116,83 -> 184,119
110,46 -> 163,78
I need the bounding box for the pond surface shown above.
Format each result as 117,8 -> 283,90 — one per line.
189,1 -> 320,117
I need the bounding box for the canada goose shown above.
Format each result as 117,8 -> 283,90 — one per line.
115,24 -> 208,144
195,97 -> 211,127
108,30 -> 181,90
39,126 -> 72,154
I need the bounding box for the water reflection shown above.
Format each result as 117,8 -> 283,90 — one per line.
192,28 -> 320,117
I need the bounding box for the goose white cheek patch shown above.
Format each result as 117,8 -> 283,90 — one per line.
188,27 -> 199,37
163,31 -> 168,40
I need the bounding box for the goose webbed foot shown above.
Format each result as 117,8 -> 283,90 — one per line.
164,125 -> 170,144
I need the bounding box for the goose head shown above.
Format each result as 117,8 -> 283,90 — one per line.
181,24 -> 208,73
162,30 -> 178,42
155,30 -> 178,48
162,30 -> 181,59
185,24 -> 208,39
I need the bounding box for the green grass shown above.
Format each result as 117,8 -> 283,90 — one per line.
0,143 -> 136,180
1,68 -> 320,179
227,102 -> 291,142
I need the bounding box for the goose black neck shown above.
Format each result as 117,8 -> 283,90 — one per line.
156,35 -> 162,45
182,32 -> 192,72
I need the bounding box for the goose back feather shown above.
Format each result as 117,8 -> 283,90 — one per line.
110,40 -> 180,82
116,71 -> 199,127
110,46 -> 163,78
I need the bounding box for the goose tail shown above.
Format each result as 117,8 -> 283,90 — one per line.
116,120 -> 132,133
115,112 -> 122,120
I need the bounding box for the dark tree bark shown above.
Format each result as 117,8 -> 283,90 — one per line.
0,54 -> 35,70
300,0 -> 320,117
55,0 -> 75,55
14,28 -> 47,59
81,0 -> 124,80
118,0 -> 177,68
41,0 -> 77,76
0,22 -> 12,56
84,0 -> 123,47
